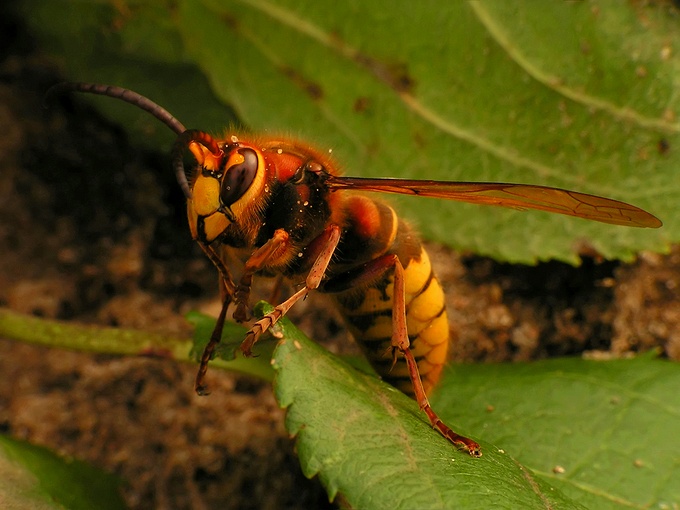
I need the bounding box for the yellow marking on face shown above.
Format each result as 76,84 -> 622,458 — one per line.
203,211 -> 231,243
225,150 -> 245,169
189,142 -> 221,172
189,142 -> 205,166
192,174 -> 221,216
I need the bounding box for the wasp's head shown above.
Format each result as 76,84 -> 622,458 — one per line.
179,131 -> 266,244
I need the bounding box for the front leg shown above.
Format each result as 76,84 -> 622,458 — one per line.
232,229 -> 291,323
195,230 -> 291,395
195,227 -> 340,394
240,224 -> 342,356
195,243 -> 236,395
194,295 -> 231,395
198,243 -> 236,300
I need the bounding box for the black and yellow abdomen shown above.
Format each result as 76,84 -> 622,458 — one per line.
328,196 -> 449,396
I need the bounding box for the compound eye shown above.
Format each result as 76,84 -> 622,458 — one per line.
220,148 -> 258,207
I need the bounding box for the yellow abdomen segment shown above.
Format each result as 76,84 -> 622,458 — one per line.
333,246 -> 449,396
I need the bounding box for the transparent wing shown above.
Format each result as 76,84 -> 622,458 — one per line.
325,176 -> 662,228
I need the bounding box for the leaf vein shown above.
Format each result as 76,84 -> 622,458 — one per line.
469,2 -> 680,135
235,0 -> 627,194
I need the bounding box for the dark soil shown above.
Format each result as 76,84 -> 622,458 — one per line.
1,29 -> 678,510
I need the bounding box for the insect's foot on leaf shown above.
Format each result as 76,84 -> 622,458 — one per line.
469,447 -> 482,458
446,432 -> 482,457
459,441 -> 482,458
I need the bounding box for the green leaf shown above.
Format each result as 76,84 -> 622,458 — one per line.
0,435 -> 126,510
186,310 -> 276,381
25,0 -> 239,150
1,310 -> 677,507
186,310 -> 246,362
432,354 -> 680,509
18,0 -> 675,263
0,308 -> 274,383
272,320 -> 583,508
270,314 -> 679,508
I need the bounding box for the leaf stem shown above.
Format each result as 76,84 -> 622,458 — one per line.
0,307 -> 274,382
